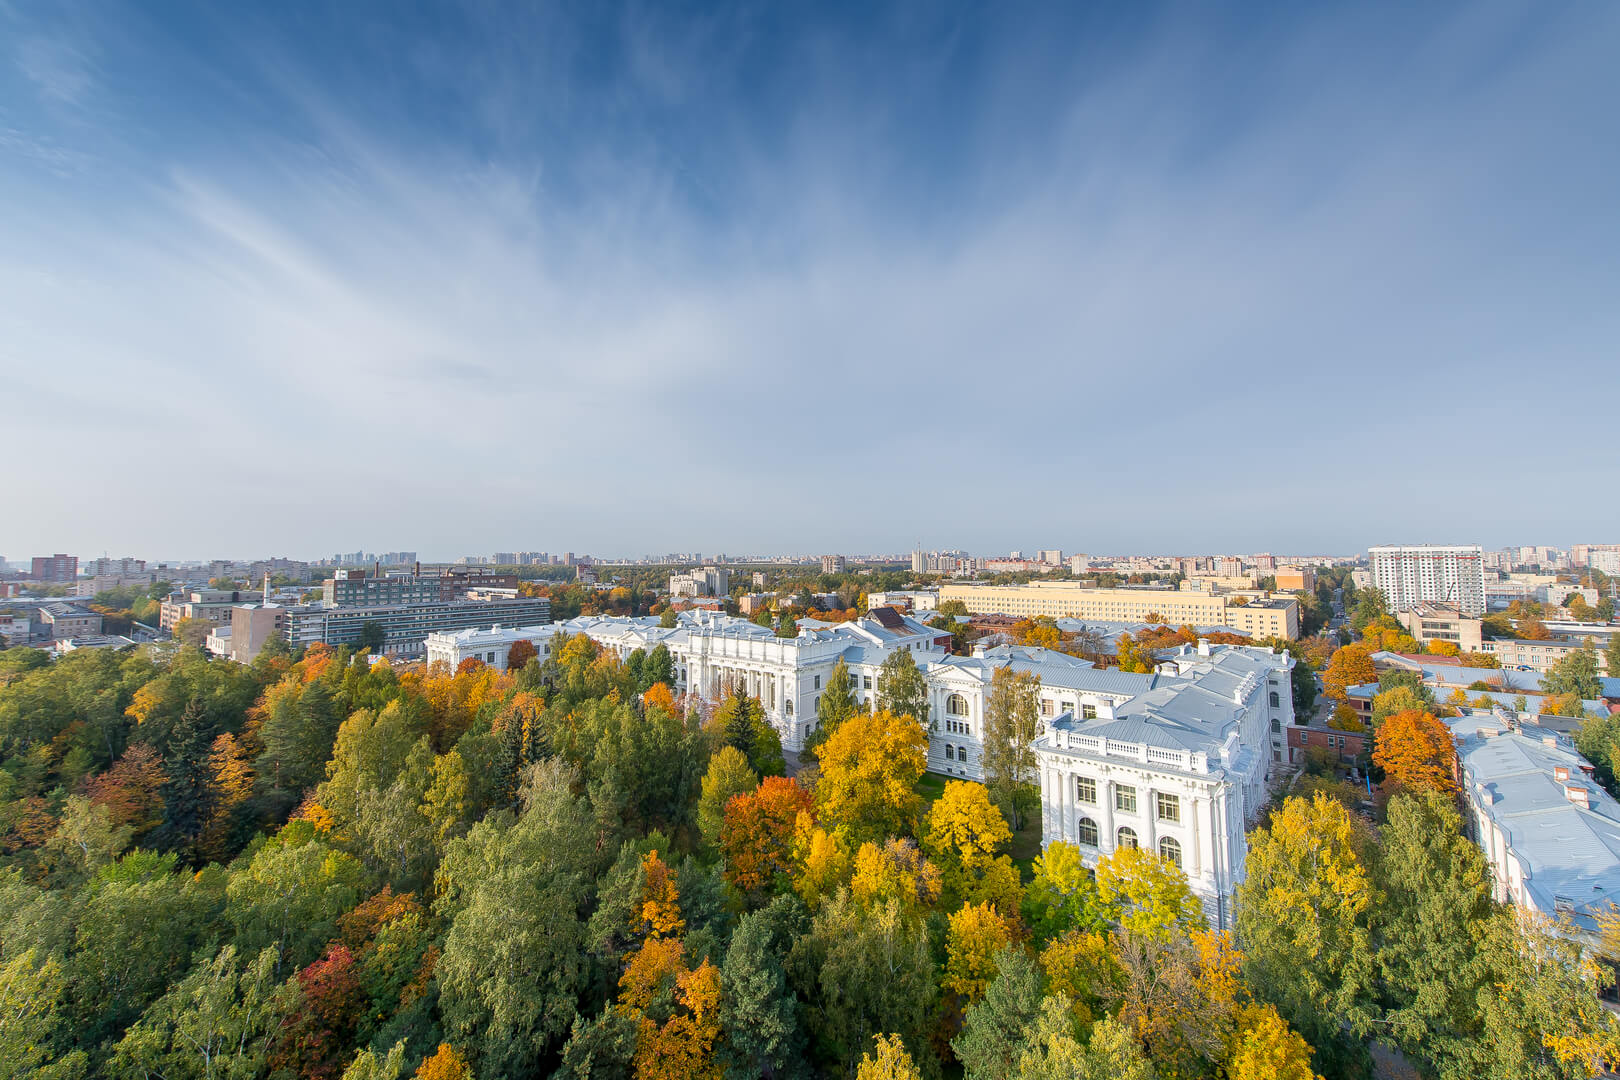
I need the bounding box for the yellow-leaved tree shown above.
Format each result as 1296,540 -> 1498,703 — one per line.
814,710 -> 927,843
923,780 -> 1023,913
1094,845 -> 1204,941
792,811 -> 851,909
944,901 -> 1014,1002
855,1034 -> 923,1080
1227,1003 -> 1322,1080
851,838 -> 942,918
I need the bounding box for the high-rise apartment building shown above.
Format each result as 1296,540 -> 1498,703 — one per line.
30,554 -> 78,583
1367,544 -> 1485,616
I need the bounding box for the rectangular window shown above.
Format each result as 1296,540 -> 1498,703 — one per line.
1156,792 -> 1180,823
1082,703 -> 1097,720
1041,699 -> 1055,716
814,675 -> 820,689
1115,785 -> 1137,813
1076,776 -> 1096,804
864,676 -> 872,689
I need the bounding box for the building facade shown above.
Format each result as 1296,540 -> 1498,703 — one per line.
160,589 -> 256,632
30,554 -> 77,583
40,603 -> 102,639
1033,640 -> 1296,929
1368,545 -> 1486,616
939,582 -> 1299,639
670,567 -> 731,598
323,569 -> 443,607
276,597 -> 552,659
1396,602 -> 1484,653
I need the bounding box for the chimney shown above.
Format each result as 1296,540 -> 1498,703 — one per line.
1197,637 -> 1211,657
1554,766 -> 1570,782
415,560 -> 421,576
1566,785 -> 1590,809
373,559 -> 380,579
1543,735 -> 1558,748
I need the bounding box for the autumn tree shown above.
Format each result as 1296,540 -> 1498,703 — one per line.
506,638 -> 538,672
414,1043 -> 471,1080
1237,792 -> 1377,1075
923,780 -> 1022,912
876,649 -> 929,727
202,731 -> 255,862
1322,644 -> 1375,702
697,746 -> 757,849
1022,841 -> 1107,942
856,1034 -> 923,1080
945,901 -> 1015,1002
850,838 -> 942,918
721,776 -> 814,900
982,666 -> 1041,829
1373,709 -> 1458,795
1093,845 -> 1203,941
792,813 -> 852,909
813,710 -> 927,843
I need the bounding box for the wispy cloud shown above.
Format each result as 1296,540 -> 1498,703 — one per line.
0,2 -> 1616,559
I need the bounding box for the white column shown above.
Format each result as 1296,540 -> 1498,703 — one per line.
1100,777 -> 1115,851
1144,785 -> 1157,853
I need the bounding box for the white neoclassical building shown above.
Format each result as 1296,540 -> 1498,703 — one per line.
1032,640 -> 1295,929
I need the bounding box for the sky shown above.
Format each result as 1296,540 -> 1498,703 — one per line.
2,1 -> 1617,563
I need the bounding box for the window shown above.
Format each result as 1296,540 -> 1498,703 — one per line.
1117,826 -> 1138,849
1075,776 -> 1096,804
1115,785 -> 1137,813
959,747 -> 970,764
863,676 -> 872,689
1041,698 -> 1055,716
785,700 -> 793,716
1158,836 -> 1181,867
947,693 -> 968,716
1269,691 -> 1281,709
1082,703 -> 1097,720
945,745 -> 955,760
1156,792 -> 1180,823
1271,718 -> 1281,733
1077,817 -> 1099,847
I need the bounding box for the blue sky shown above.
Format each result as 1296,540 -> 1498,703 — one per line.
2,1 -> 1616,562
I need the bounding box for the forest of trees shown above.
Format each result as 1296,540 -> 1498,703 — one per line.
0,632 -> 1616,1080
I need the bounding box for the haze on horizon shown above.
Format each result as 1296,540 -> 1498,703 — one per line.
3,1 -> 1617,561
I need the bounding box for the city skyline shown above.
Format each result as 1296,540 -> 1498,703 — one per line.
4,2 -> 1618,555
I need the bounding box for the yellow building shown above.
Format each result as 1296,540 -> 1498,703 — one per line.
939,581 -> 1300,639
1274,566 -> 1316,592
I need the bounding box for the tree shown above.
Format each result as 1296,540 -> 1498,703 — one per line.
0,949 -> 86,1080
983,666 -> 1041,829
788,892 -> 937,1075
1544,641 -> 1602,702
813,710 -> 927,843
1322,644 -> 1375,702
112,946 -> 292,1080
855,1034 -> 922,1080
1227,1003 -> 1320,1080
1022,841 -> 1107,942
1093,845 -> 1203,941
944,901 -> 1014,1002
850,838 -> 942,918
1010,1007 -> 1155,1080
923,780 -> 1021,912
506,639 -> 537,672
1371,683 -> 1433,725
721,777 -> 813,899
713,691 -> 784,778
1375,792 -> 1494,1076
815,658 -> 859,741
697,747 -> 758,849
1039,930 -> 1125,1029
719,898 -> 809,1079
1349,588 -> 1387,635
953,946 -> 1044,1080
792,813 -> 852,910
268,943 -> 366,1079
876,650 -> 929,727
777,613 -> 798,638
414,1043 -> 472,1080
172,616 -> 213,648
1373,709 -> 1458,795
643,644 -> 675,689
434,761 -> 599,1075
226,824 -> 369,975
357,621 -> 387,654
159,696 -> 214,862
1236,793 -> 1377,1074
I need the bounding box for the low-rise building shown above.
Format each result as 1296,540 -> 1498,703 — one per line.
425,624 -> 565,672
160,589 -> 255,632
40,603 -> 103,639
1482,638 -> 1611,675
1449,710 -> 1620,948
51,635 -> 135,656
1397,602 -> 1484,653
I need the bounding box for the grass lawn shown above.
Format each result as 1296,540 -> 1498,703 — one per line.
918,771 -> 1044,880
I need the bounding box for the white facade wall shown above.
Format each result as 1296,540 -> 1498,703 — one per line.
1369,545 -> 1486,616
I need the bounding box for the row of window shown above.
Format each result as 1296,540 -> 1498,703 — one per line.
1072,820 -> 1183,867
944,745 -> 972,763
1074,776 -> 1181,822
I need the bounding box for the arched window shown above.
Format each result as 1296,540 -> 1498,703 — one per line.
1116,826 -> 1138,850
945,745 -> 955,760
1159,836 -> 1182,867
959,747 -> 970,764
785,699 -> 793,716
1269,691 -> 1281,709
1077,817 -> 1099,847
947,693 -> 968,716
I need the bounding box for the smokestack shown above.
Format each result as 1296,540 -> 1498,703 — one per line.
374,559 -> 380,579
263,571 -> 270,604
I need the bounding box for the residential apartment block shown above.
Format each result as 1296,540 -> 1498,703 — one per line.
1368,544 -> 1486,616
275,597 -> 552,660
29,554 -> 77,583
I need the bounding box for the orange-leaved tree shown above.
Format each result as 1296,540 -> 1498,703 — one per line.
635,850 -> 685,940
506,638 -> 538,671
1322,644 -> 1376,702
721,776 -> 813,897
1373,709 -> 1457,795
